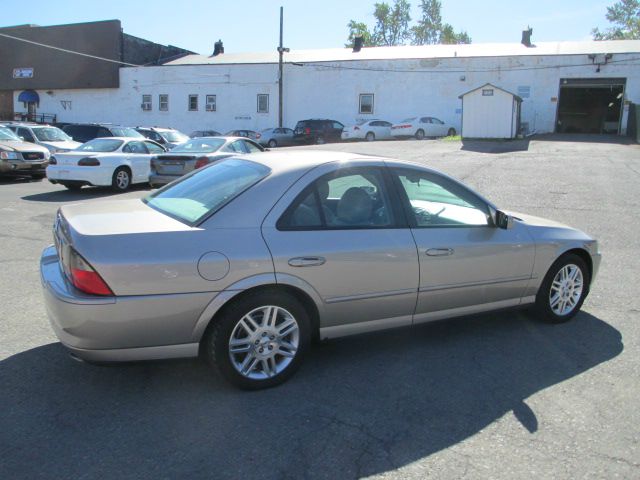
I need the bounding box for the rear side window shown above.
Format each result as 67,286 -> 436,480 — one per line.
144,159 -> 271,225
278,167 -> 396,230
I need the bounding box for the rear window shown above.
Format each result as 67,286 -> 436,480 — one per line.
172,138 -> 225,154
76,138 -> 123,152
109,127 -> 144,138
144,158 -> 270,224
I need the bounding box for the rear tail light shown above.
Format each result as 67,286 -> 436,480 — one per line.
68,248 -> 113,296
49,156 -> 57,165
194,156 -> 209,169
255,133 -> 261,139
304,127 -> 311,135
354,126 -> 360,131
78,157 -> 100,166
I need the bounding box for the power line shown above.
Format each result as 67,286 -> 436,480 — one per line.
0,31 -> 141,67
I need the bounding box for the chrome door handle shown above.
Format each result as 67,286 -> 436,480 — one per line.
425,248 -> 454,256
288,256 -> 326,267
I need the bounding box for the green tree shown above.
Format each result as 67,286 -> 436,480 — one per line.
411,0 -> 471,45
592,0 -> 640,40
346,0 -> 412,47
345,20 -> 374,47
372,0 -> 412,46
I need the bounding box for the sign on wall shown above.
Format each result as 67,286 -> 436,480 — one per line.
13,68 -> 34,79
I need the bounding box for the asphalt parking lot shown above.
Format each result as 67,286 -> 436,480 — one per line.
1,135 -> 638,479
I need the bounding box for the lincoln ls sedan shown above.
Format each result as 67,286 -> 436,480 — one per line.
40,151 -> 601,389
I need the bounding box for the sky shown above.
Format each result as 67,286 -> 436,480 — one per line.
1,0 -> 616,55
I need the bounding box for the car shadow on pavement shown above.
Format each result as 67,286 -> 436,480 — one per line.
0,310 -> 622,480
20,184 -> 151,203
461,138 -> 531,154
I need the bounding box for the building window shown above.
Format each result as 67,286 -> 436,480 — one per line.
257,94 -> 269,113
188,94 -> 198,111
206,95 -> 216,112
141,94 -> 152,111
482,89 -> 494,96
517,86 -> 531,99
359,94 -> 374,114
159,94 -> 169,111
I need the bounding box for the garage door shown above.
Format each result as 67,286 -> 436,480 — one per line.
556,78 -> 626,134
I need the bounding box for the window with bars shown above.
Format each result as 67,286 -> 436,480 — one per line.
141,95 -> 152,111
188,94 -> 198,111
159,94 -> 169,111
257,94 -> 269,113
206,95 -> 216,112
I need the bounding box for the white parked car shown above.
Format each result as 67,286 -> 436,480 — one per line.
46,137 -> 166,191
391,117 -> 456,140
5,123 -> 81,153
341,119 -> 393,142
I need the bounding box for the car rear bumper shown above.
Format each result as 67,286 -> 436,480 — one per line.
46,165 -> 111,186
40,245 -> 210,362
149,173 -> 180,185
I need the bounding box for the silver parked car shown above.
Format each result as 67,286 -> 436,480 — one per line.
259,127 -> 295,148
149,136 -> 264,186
41,151 -> 600,389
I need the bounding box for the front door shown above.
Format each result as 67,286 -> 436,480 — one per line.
262,163 -> 419,338
390,167 -> 535,322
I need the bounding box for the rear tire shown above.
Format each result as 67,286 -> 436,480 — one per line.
268,139 -> 277,148
415,129 -> 425,140
365,132 -> 375,142
534,253 -> 590,323
112,167 -> 131,192
203,289 -> 311,390
447,128 -> 456,136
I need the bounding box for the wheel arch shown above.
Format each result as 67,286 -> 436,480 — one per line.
193,275 -> 323,347
559,247 -> 593,282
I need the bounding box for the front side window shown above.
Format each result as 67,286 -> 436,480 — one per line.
144,141 -> 165,154
394,169 -> 490,227
257,94 -> 269,113
188,94 -> 198,111
359,93 -> 374,114
122,141 -> 148,154
159,94 -> 169,111
144,159 -> 270,225
243,140 -> 262,153
206,95 -> 216,112
279,167 -> 396,230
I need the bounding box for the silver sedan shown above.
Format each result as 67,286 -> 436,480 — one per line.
40,151 -> 601,389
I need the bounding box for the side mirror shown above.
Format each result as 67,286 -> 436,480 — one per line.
495,210 -> 513,230
19,136 -> 25,141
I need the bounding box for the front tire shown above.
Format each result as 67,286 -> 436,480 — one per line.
112,167 -> 131,192
365,132 -> 375,142
415,129 -> 425,140
204,289 -> 311,389
267,139 -> 277,148
534,254 -> 590,323
447,128 -> 456,136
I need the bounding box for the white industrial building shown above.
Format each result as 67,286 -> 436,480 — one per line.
13,39 -> 640,137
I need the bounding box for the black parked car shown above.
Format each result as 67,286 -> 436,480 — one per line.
293,119 -> 344,144
62,124 -> 145,143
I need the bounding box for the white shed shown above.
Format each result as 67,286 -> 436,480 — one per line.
459,83 -> 522,139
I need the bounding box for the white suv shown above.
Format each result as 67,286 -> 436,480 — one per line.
5,123 -> 81,153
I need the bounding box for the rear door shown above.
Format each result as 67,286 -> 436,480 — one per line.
390,166 -> 535,322
121,141 -> 150,182
262,162 -> 419,337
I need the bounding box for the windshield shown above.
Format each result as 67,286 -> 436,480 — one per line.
161,130 -> 189,143
110,127 -> 144,138
0,127 -> 20,141
171,138 -> 225,154
144,159 -> 271,224
76,138 -> 123,152
33,127 -> 72,142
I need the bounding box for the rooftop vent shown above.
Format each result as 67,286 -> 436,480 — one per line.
353,36 -> 364,53
213,40 -> 224,56
521,27 -> 533,48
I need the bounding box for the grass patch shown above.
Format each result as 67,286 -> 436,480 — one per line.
442,135 -> 461,142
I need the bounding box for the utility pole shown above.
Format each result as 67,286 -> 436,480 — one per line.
277,6 -> 289,128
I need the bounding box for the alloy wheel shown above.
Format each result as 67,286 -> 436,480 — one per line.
549,264 -> 584,316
